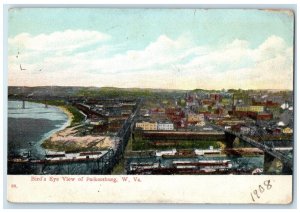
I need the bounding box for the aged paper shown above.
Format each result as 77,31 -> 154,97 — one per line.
7,8 -> 294,204
7,175 -> 292,204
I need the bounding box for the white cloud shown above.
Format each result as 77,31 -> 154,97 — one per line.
8,31 -> 293,90
177,35 -> 293,90
88,34 -> 195,73
8,30 -> 110,53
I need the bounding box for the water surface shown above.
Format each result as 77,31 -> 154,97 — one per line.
8,100 -> 70,159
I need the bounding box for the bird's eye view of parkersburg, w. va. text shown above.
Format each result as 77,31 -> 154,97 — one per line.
7,8 -> 294,177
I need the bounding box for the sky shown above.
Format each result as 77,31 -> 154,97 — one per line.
8,8 -> 294,90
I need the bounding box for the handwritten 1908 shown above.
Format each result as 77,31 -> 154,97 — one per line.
250,180 -> 272,202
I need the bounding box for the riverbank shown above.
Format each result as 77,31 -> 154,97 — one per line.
24,100 -> 97,152
37,101 -> 115,152
57,105 -> 74,127
42,125 -> 115,152
8,100 -> 72,159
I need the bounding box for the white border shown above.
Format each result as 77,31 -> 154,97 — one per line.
1,0 -> 299,210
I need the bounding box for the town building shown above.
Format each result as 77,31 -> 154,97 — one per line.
255,112 -> 273,121
249,105 -> 265,112
187,113 -> 205,123
235,105 -> 264,112
157,121 -> 174,131
135,120 -> 158,131
150,108 -> 165,114
195,120 -> 206,127
216,118 -> 245,126
282,127 -> 293,134
89,120 -> 105,126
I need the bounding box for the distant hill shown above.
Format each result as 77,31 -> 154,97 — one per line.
8,86 -> 188,99
8,86 -> 292,99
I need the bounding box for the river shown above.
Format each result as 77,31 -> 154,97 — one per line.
8,100 -> 70,159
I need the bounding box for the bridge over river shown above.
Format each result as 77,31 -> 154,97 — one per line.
210,124 -> 293,174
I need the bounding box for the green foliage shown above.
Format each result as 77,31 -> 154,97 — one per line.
193,89 -> 219,93
65,105 -> 85,126
76,87 -> 157,98
132,134 -> 225,151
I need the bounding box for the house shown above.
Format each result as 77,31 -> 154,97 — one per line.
235,106 -> 249,112
150,108 -> 165,114
157,121 -> 174,131
217,118 -> 245,126
224,126 -> 231,130
249,106 -> 265,112
187,113 -> 205,123
277,121 -> 286,127
282,127 -> 293,134
195,120 -> 205,127
135,120 -> 158,130
87,118 -> 105,126
273,128 -> 282,135
256,112 -> 272,120
235,105 -> 264,112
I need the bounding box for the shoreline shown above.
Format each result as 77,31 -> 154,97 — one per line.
41,105 -> 78,151
24,99 -> 75,127
40,103 -> 114,152
18,100 -> 79,151
8,100 -> 76,157
56,105 -> 74,128
38,104 -> 77,152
